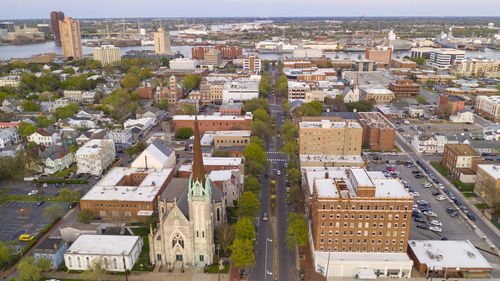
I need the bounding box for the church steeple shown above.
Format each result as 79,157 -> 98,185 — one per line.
192,115 -> 205,183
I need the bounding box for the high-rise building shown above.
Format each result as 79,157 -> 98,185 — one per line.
153,28 -> 173,55
93,45 -> 121,66
0,22 -> 15,32
59,17 -> 83,60
428,48 -> 465,70
298,119 -> 362,155
203,49 -> 221,66
475,95 -> 500,122
365,46 -> 393,65
50,11 -> 64,42
243,54 -> 262,74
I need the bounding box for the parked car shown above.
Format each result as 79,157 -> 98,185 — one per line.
449,212 -> 459,217
430,220 -> 442,226
436,195 -> 447,201
424,211 -> 438,217
19,234 -> 34,241
28,190 -> 38,196
467,214 -> 476,221
410,192 -> 420,197
431,191 -> 441,196
430,226 -> 443,233
417,224 -> 429,230
42,183 -> 48,188
262,212 -> 268,221
414,217 -> 426,223
36,201 -> 45,206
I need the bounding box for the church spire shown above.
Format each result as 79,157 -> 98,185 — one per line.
192,115 -> 205,183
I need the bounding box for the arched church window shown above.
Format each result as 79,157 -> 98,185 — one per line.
172,233 -> 184,249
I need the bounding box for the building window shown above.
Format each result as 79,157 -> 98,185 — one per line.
200,255 -> 204,262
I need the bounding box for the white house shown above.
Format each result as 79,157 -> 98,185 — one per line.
64,235 -> 142,272
75,139 -> 115,175
62,117 -> 97,129
106,129 -> 133,149
408,106 -> 424,118
0,127 -> 20,148
40,146 -> 75,175
483,124 -> 500,141
208,169 -> 242,207
131,140 -> 176,169
412,134 -> 455,154
450,111 -> 474,123
27,129 -> 58,146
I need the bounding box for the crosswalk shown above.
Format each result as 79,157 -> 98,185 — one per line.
268,158 -> 287,162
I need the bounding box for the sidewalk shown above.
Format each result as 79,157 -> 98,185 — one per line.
43,271 -> 230,281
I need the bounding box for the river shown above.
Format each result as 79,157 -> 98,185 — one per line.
1,41 -> 499,61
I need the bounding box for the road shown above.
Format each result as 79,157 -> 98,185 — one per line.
250,65 -> 296,281
394,133 -> 500,253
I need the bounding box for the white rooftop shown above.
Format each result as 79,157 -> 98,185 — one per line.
408,240 -> 492,269
66,235 -> 140,256
215,130 -> 251,137
299,120 -> 361,129
477,164 -> 500,179
209,169 -> 238,181
315,251 -> 412,263
360,86 -> 394,95
75,139 -> 114,156
201,132 -> 215,146
173,113 -> 253,121
81,167 -> 173,202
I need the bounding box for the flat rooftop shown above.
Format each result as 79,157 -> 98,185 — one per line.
75,139 -> 114,156
446,144 -> 480,157
81,167 -> 173,202
215,130 -> 251,137
477,164 -> 500,179
66,235 -> 140,256
409,240 -> 492,270
358,112 -> 395,129
173,112 -> 253,121
316,251 -> 412,263
303,167 -> 411,199
299,120 -> 361,129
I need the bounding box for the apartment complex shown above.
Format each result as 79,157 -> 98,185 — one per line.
243,54 -> 262,74
192,45 -> 242,60
59,17 -> 83,60
50,11 -> 64,42
153,28 -> 173,55
357,112 -> 396,151
172,113 -> 253,134
388,80 -> 420,98
288,81 -> 309,101
80,167 -> 173,221
298,119 -> 362,155
93,45 -> 121,66
359,86 -> 395,104
452,58 -> 500,77
428,49 -> 465,69
204,49 -> 222,65
474,165 -> 500,207
391,59 -> 417,69
75,139 -> 115,175
365,46 -> 393,65
169,58 -> 197,69
305,167 -> 413,278
442,144 -> 482,183
474,95 -> 500,122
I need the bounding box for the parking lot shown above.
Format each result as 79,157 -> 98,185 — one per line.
396,120 -> 483,141
371,157 -> 500,272
5,178 -> 96,198
0,201 -> 69,243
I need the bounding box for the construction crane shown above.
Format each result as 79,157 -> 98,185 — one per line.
346,15 -> 364,46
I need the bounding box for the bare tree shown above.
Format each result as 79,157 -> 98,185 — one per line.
215,223 -> 235,256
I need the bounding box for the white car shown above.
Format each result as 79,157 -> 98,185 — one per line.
429,226 -> 442,233
277,170 -> 281,176
435,195 -> 447,201
424,211 -> 438,217
28,190 -> 38,196
42,183 -> 48,188
423,183 -> 432,188
430,220 -> 442,226
410,192 -> 420,197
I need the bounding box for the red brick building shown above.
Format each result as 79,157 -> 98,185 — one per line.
357,112 -> 396,151
438,95 -> 465,116
178,157 -> 244,178
388,79 -> 420,98
192,45 -> 242,60
172,113 -> 253,135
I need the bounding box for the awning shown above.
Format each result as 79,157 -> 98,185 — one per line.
137,210 -> 154,216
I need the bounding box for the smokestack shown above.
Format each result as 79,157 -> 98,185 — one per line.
145,155 -> 148,169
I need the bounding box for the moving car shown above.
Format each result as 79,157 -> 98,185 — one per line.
467,214 -> 476,221
19,234 -> 34,241
262,212 -> 268,221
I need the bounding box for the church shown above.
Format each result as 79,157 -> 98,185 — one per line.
149,116 -> 225,269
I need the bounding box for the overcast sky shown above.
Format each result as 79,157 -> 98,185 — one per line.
1,0 -> 499,19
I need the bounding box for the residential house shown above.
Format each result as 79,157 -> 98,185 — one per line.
33,238 -> 68,270
0,127 -> 21,148
412,134 -> 455,154
59,221 -> 102,242
106,129 -> 133,149
1,99 -> 22,113
40,145 -> 74,174
61,117 -> 96,129
474,165 -> 500,207
60,129 -> 78,146
483,124 -> 500,141
208,169 -> 242,207
124,117 -> 154,141
450,111 -> 474,123
75,139 -> 115,175
27,129 -> 58,146
131,139 -> 176,169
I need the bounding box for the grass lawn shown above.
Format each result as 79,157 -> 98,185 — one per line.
205,263 -> 229,273
430,162 -> 451,177
475,203 -> 487,209
131,227 -> 149,237
132,237 -> 152,271
463,192 -> 476,198
54,165 -> 76,177
430,162 -> 474,192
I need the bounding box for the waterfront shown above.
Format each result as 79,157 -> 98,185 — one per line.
1,41 -> 500,61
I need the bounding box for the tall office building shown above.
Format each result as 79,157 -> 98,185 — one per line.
153,28 -> 173,55
50,11 -> 64,42
93,45 -> 121,66
59,17 -> 83,60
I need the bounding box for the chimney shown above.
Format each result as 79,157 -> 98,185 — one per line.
144,155 -> 148,169
325,171 -> 329,179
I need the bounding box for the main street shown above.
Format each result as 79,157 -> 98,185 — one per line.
250,64 -> 295,281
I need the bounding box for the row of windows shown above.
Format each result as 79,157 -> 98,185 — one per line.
304,146 -> 357,151
320,221 -> 407,230
320,213 -> 406,220
320,203 -> 409,211
319,246 -> 405,252
215,139 -> 248,144
84,203 -> 148,209
303,131 -> 356,135
319,238 -> 406,245
320,230 -> 406,236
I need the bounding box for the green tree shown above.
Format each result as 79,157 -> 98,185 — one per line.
126,142 -> 147,157
281,100 -> 291,116
253,109 -> 270,124
346,100 -> 374,112
280,120 -> 297,143
250,136 -> 265,150
287,167 -> 301,186
243,98 -> 269,113
82,258 -> 106,281
181,104 -> 197,115
157,99 -> 169,110
54,103 -> 80,120
280,141 -> 297,158
57,188 -> 80,203
77,209 -> 95,224
425,79 -> 436,90
18,257 -> 41,281
409,56 -> 426,66
21,125 -> 38,139
215,223 -> 235,256
237,191 -> 260,218
44,204 -> 64,220
416,96 -> 426,104
182,74 -> 202,90
244,177 -> 260,194
139,68 -> 153,80
70,145 -> 78,155
285,212 -> 308,250
34,116 -> 54,128
36,257 -> 53,272
0,240 -> 12,266
102,89 -> 140,121
23,100 -> 39,112
298,101 -> 322,116
120,74 -> 140,89
234,217 -> 255,241
177,127 -> 193,139
251,120 -> 272,139
230,238 -> 255,268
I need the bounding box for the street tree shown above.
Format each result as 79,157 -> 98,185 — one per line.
243,98 -> 269,113
250,136 -> 265,150
126,142 -> 147,157
280,120 -> 297,143
281,100 -> 291,116
244,177 -> 260,194
287,167 -> 301,186
182,74 -> 202,90
253,109 -> 270,124
43,204 -> 64,220
251,120 -> 271,139
234,217 -> 255,241
285,212 -> 308,250
181,104 -> 197,115
280,141 -> 298,158
215,223 -> 235,256
18,257 -> 41,281
36,257 -> 53,272
237,191 -> 260,218
77,209 -> 95,224
230,238 -> 255,268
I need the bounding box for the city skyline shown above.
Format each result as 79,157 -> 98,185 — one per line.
1,0 -> 500,19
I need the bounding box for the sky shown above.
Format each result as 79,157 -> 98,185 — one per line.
1,0 -> 499,19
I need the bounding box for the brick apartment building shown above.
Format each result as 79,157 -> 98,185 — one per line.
391,59 -> 417,69
306,167 -> 413,253
474,164 -> 500,207
80,167 -> 174,222
366,46 -> 393,65
357,112 -> 396,151
388,80 -> 420,98
192,45 -> 242,60
298,119 -> 362,156
439,95 -> 465,116
172,113 -> 253,135
442,144 -> 482,183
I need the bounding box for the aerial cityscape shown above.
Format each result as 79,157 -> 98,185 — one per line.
0,3 -> 500,281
